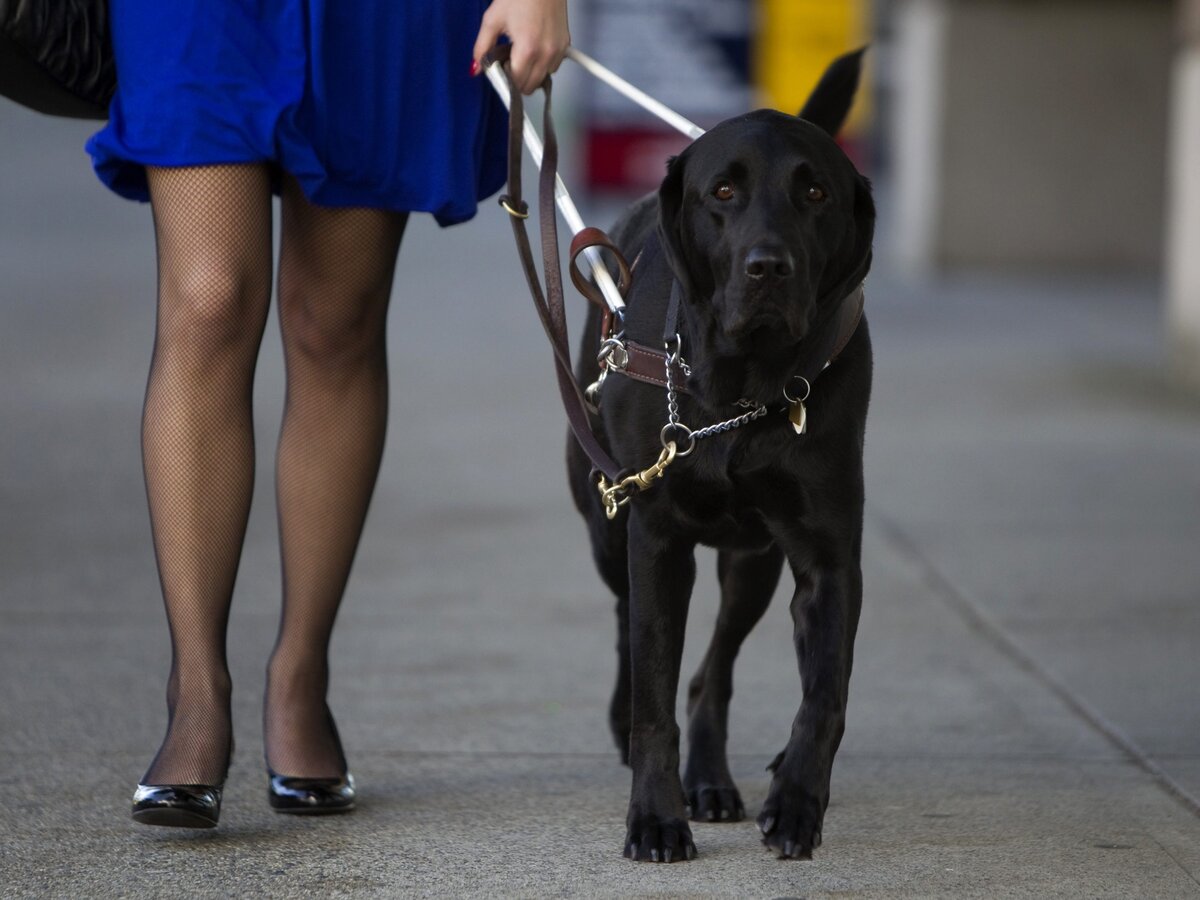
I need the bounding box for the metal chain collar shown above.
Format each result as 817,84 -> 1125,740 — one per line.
659,334 -> 768,457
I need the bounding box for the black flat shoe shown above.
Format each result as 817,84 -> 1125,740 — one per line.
267,771 -> 356,814
131,784 -> 222,829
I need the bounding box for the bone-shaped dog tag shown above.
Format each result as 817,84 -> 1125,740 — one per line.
788,400 -> 808,435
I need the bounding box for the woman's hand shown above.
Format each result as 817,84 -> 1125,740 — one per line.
472,0 -> 570,95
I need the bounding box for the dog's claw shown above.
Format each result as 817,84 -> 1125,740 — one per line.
624,813 -> 697,863
687,783 -> 746,823
758,786 -> 824,860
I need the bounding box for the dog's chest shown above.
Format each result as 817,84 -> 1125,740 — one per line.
656,441 -> 786,550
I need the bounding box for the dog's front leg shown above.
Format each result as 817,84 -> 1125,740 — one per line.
758,561 -> 862,859
623,508 -> 697,862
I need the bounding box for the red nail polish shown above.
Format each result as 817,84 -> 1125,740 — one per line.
469,59 -> 481,77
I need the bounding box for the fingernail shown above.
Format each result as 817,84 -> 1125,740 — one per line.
469,59 -> 481,77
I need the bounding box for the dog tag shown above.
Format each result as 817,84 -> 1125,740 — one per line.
788,400 -> 808,435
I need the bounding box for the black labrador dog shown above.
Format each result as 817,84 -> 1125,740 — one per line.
567,50 -> 874,862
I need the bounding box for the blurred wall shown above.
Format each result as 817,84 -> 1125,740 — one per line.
1167,0 -> 1200,390
891,0 -> 1173,271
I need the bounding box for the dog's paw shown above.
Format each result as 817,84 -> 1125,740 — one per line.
686,781 -> 745,823
756,789 -> 824,860
623,812 -> 697,863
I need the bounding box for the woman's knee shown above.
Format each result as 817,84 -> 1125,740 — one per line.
277,281 -> 389,365
157,258 -> 271,350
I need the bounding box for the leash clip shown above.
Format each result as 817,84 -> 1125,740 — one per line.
597,441 -> 678,520
586,336 -> 629,413
597,337 -> 629,371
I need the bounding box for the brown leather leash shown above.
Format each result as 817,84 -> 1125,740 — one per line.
492,47 -> 628,482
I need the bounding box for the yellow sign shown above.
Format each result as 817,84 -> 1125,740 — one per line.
756,0 -> 870,135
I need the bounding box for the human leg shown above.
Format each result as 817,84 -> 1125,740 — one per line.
138,164 -> 273,788
265,176 -> 408,779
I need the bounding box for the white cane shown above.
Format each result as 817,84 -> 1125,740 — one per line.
564,47 -> 705,141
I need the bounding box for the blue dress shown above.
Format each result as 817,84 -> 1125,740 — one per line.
86,0 -> 508,226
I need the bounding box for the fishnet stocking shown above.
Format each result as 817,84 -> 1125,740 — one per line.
264,177 -> 407,778
140,164 -> 273,786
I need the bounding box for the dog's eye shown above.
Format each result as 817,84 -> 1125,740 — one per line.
806,185 -> 826,203
713,182 -> 735,201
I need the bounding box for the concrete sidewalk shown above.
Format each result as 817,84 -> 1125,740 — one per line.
2,106 -> 1199,897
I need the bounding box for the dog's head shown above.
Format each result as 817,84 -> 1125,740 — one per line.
657,49 -> 875,405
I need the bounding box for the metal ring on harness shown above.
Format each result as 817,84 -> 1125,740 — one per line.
660,422 -> 696,457
498,195 -> 529,219
665,333 -> 685,366
784,375 -> 812,404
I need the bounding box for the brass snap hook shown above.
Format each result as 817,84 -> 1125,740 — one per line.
597,441 -> 679,520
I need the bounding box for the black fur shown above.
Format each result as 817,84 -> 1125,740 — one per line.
567,49 -> 875,862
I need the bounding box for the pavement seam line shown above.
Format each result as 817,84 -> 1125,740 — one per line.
871,511 -> 1200,824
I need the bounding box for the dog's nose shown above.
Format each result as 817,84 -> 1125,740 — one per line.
744,246 -> 795,281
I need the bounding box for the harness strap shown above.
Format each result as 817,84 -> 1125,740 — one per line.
610,340 -> 690,391
493,48 -> 624,481
611,283 -> 866,396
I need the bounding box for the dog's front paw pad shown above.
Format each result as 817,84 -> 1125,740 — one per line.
623,814 -> 697,863
688,784 -> 745,823
756,796 -> 823,860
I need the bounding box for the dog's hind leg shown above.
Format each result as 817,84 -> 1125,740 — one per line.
683,544 -> 784,822
757,554 -> 863,860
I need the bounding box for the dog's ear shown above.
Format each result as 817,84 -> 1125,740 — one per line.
797,47 -> 867,137
657,153 -> 696,300
821,174 -> 875,303
850,173 -> 876,281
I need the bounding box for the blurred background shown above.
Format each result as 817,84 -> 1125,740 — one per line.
1,0 -> 1198,895
569,0 -> 1197,325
